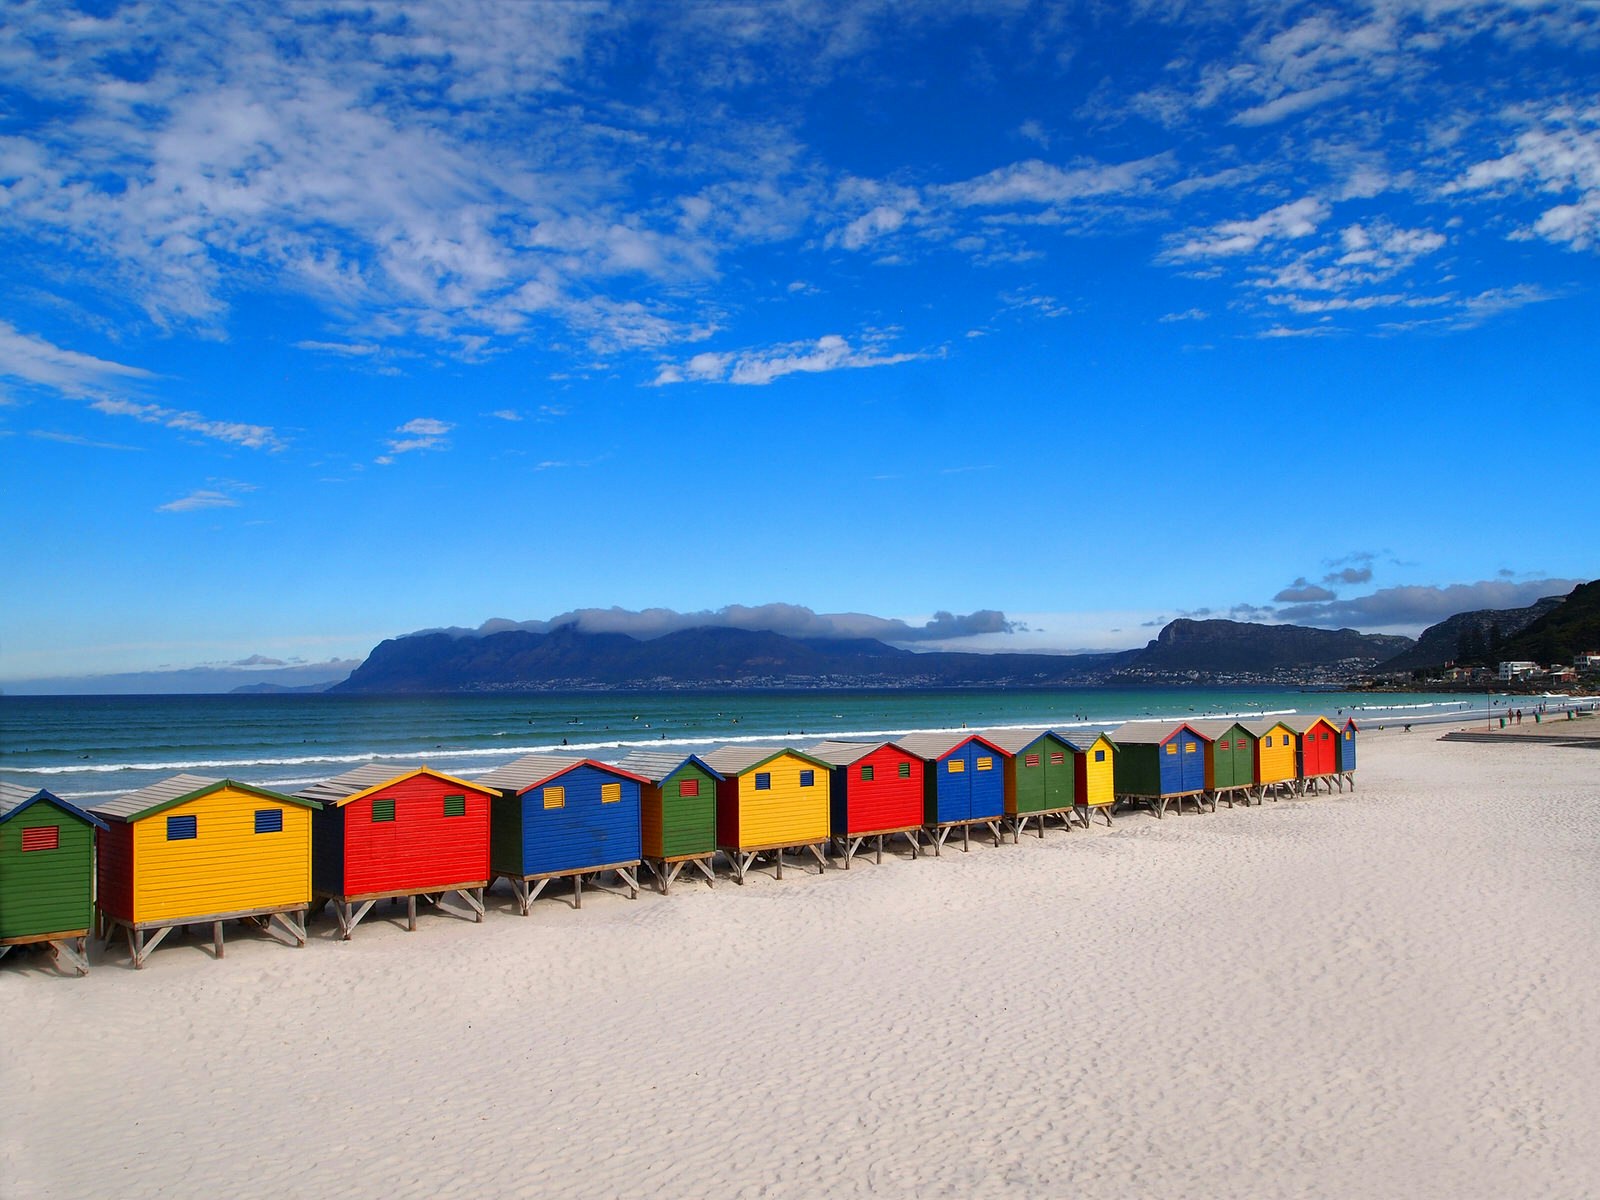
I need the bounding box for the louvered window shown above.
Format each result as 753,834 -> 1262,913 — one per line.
601,783 -> 621,804
543,787 -> 565,810
754,773 -> 771,790
1094,749 -> 1106,762
861,765 -> 874,781
799,770 -> 815,787
21,825 -> 59,852
948,759 -> 965,774
898,762 -> 911,778
443,794 -> 466,817
372,799 -> 396,822
167,814 -> 197,840
1025,754 -> 1040,768
254,809 -> 283,834
679,778 -> 699,797
976,757 -> 993,771
1049,752 -> 1065,765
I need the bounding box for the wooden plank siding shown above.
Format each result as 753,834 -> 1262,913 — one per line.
715,752 -> 830,851
1251,722 -> 1299,787
1075,736 -> 1115,807
1003,732 -> 1075,816
326,773 -> 491,896
1338,720 -> 1359,771
0,798 -> 99,940
95,820 -> 136,923
1294,717 -> 1340,778
493,764 -> 643,878
826,745 -> 924,838
125,786 -> 311,924
642,762 -> 718,860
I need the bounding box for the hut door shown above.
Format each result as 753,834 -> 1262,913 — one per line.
1180,735 -> 1204,792
1042,745 -> 1070,810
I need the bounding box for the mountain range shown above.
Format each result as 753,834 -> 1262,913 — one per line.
331,618 -> 1412,693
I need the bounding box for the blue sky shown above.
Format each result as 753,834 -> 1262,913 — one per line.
1,1 -> 1596,689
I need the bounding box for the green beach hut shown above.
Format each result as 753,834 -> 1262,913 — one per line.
0,781 -> 107,975
1189,719 -> 1258,808
615,750 -> 723,894
980,728 -> 1079,840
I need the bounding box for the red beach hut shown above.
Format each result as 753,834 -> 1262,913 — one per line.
299,764 -> 494,938
807,740 -> 926,868
1287,716 -> 1341,794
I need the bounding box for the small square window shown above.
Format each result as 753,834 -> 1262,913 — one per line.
947,758 -> 965,774
1265,735 -> 1273,747
1094,749 -> 1106,763
898,761 -> 910,778
21,825 -> 59,852
371,799 -> 396,822
976,756 -> 993,771
861,764 -> 875,781
679,778 -> 700,797
443,794 -> 467,817
1184,742 -> 1196,754
543,786 -> 565,810
167,814 -> 197,840
601,782 -> 622,804
799,770 -> 815,787
755,772 -> 771,790
254,809 -> 283,834
1025,754 -> 1040,768
1049,751 -> 1065,765
1165,743 -> 1178,756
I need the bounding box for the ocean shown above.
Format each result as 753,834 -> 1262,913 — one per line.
0,686 -> 1522,802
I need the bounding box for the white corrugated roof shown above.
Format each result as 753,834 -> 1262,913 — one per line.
613,751 -> 713,784
0,779 -> 39,818
475,753 -> 586,792
976,728 -> 1053,754
89,773 -> 220,821
701,746 -> 792,775
296,762 -> 420,806
894,731 -> 984,760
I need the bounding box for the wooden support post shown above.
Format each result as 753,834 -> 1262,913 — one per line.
573,873 -> 583,909
406,895 -> 417,931
212,922 -> 224,960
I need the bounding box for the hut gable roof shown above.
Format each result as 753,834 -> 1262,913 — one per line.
702,745 -> 831,776
1111,720 -> 1212,746
1187,718 -> 1250,740
976,727 -> 1062,754
476,754 -> 646,795
1241,718 -> 1295,737
89,774 -> 314,823
893,731 -> 1007,760
805,740 -> 912,767
296,763 -> 494,808
613,751 -> 724,785
1055,728 -> 1117,752
1282,715 -> 1338,734
0,783 -> 107,829
1342,718 -> 1360,731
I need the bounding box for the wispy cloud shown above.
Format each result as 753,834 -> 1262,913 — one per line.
157,489 -> 240,514
652,332 -> 924,387
377,417 -> 453,464
0,322 -> 153,398
91,398 -> 285,451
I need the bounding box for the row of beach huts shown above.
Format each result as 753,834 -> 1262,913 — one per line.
0,715 -> 1357,973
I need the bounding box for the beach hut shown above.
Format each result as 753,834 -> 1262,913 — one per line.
1108,722 -> 1211,817
298,764 -> 494,938
1287,716 -> 1342,794
893,731 -> 1007,853
615,750 -> 723,894
1190,719 -> 1260,808
1244,719 -> 1300,801
1058,729 -> 1117,825
475,754 -> 646,912
90,775 -> 314,968
807,740 -> 926,867
0,782 -> 106,975
979,728 -> 1079,840
702,746 -> 832,884
1337,718 -> 1359,788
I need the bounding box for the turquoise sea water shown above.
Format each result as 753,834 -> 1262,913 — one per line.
0,687 -> 1522,802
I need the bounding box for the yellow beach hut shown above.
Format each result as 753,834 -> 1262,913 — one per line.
91,774 -> 315,968
702,746 -> 832,884
1243,718 -> 1299,800
1059,729 -> 1117,825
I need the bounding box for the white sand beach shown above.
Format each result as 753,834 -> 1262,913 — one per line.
5,724 -> 1599,1199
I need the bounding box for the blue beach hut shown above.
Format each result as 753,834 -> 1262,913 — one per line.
1109,721 -> 1212,817
475,754 -> 646,913
893,731 -> 1008,853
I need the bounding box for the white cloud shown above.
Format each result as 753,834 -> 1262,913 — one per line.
377,416 -> 454,463
91,398 -> 285,451
1166,196 -> 1331,261
0,321 -> 153,398
157,489 -> 240,513
1450,105 -> 1600,250
653,333 -> 923,387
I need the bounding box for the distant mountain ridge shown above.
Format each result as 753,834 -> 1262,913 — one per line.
1379,588 -> 1577,671
332,618 -> 1414,693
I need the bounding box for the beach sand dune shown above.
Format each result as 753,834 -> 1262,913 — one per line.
4,731 -> 1599,1198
